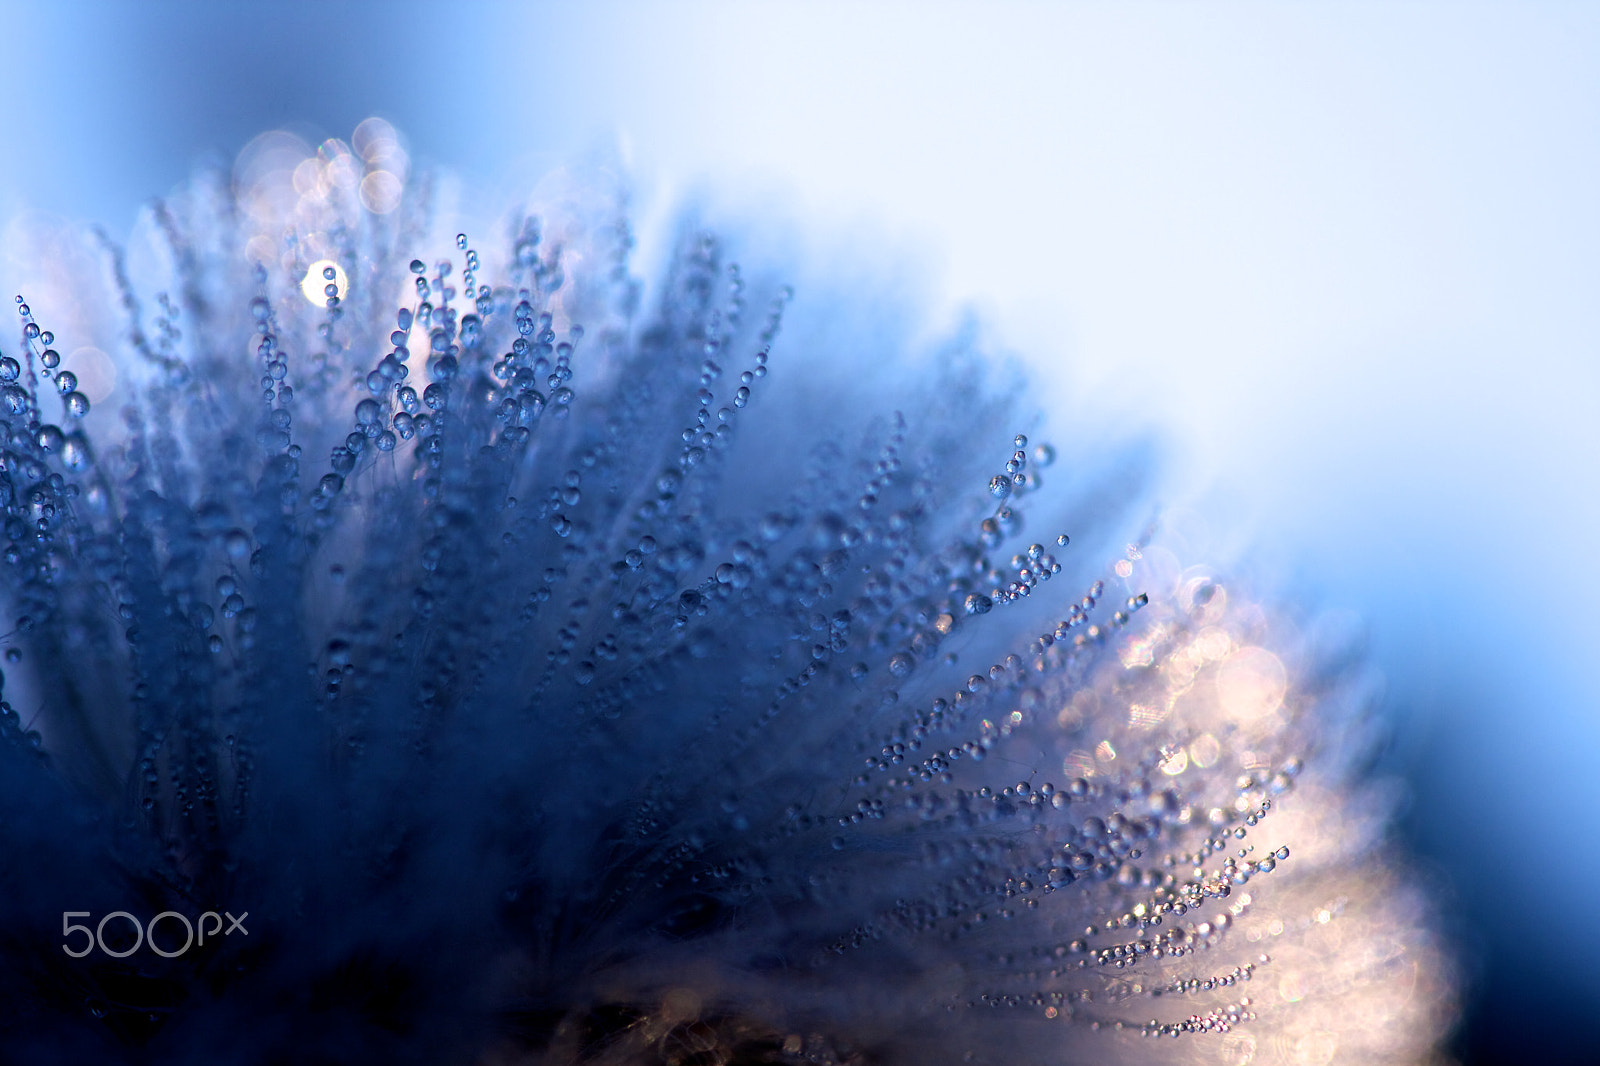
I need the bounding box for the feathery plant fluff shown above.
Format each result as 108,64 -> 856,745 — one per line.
0,123 -> 1455,1064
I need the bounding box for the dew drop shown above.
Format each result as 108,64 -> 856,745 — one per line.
61,434 -> 89,470
224,530 -> 251,559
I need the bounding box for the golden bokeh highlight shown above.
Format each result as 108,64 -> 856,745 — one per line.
231,118 -> 410,294
67,347 -> 116,405
1217,646 -> 1288,721
359,170 -> 403,214
353,117 -> 408,214
1190,731 -> 1222,768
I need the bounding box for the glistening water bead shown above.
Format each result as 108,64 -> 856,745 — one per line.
0,132 -> 1454,1066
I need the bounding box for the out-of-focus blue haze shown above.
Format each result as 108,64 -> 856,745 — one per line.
5,2 -> 1597,1060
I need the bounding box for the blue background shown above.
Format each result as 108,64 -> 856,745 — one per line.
4,2 -> 1597,1061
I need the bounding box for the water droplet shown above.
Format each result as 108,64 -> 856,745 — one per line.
224,529 -> 251,559
61,434 -> 89,469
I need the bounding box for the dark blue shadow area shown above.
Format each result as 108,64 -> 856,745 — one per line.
1398,683 -> 1600,1066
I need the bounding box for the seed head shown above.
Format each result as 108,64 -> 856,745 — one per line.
0,126 -> 1455,1065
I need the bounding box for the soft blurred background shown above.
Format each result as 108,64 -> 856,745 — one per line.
3,1 -> 1596,1061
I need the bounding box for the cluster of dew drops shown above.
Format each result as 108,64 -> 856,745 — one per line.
825,489 -> 1305,1044
4,298 -> 92,463
0,297 -> 97,753
0,220 -> 1316,1050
